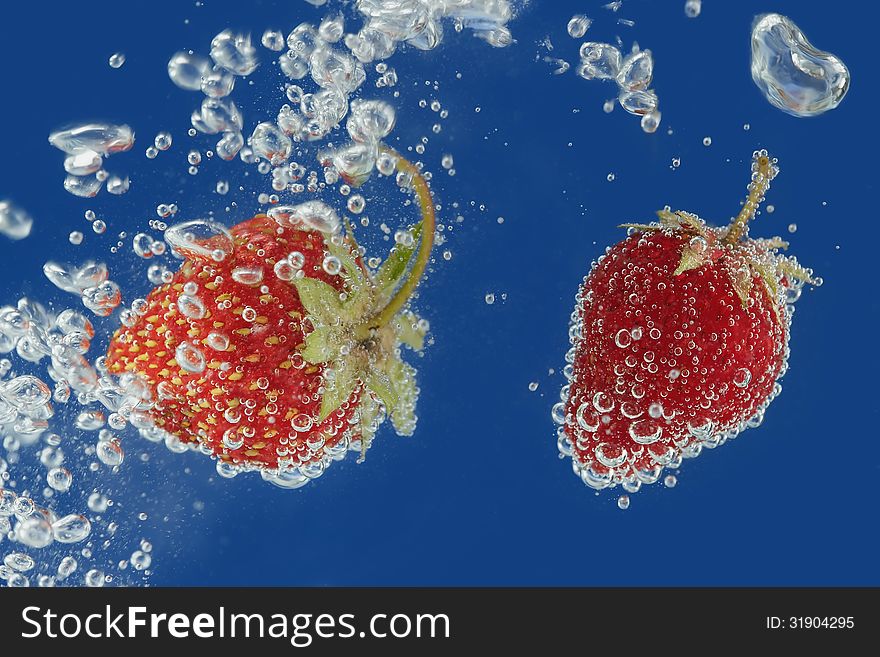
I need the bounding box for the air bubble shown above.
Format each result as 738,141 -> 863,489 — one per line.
751,14 -> 849,117
578,42 -> 621,80
322,255 -> 341,275
261,29 -> 285,51
175,342 -> 206,373
52,514 -> 91,543
733,368 -> 752,388
347,194 -> 366,214
154,132 -> 172,151
47,467 -> 73,492
684,0 -> 701,18
641,110 -> 663,135
567,15 -> 592,39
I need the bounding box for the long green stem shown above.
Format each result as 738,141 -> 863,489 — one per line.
723,151 -> 777,244
358,145 -> 435,335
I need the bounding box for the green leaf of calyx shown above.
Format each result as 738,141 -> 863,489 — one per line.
325,240 -> 366,292
300,326 -> 336,365
387,357 -> 418,436
673,245 -> 706,276
374,223 -> 422,299
319,360 -> 360,421
355,393 -> 383,450
294,278 -> 344,324
366,369 -> 398,413
395,310 -> 426,351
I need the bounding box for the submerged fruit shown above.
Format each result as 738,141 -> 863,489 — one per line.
555,150 -> 819,494
106,149 -> 434,488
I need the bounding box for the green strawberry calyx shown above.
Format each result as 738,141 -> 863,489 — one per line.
293,146 -> 435,456
619,150 -> 820,312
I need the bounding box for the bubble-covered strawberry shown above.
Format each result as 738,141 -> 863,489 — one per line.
554,150 -> 820,497
106,150 -> 434,488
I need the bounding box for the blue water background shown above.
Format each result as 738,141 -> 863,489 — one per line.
0,0 -> 877,585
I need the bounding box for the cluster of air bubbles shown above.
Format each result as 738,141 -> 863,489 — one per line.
48,124 -> 135,197
0,290 -> 156,584
374,62 -> 398,88
350,0 -> 515,57
562,10 -> 661,133
318,99 -> 397,187
42,261 -> 122,316
132,233 -> 167,259
750,13 -> 849,117
129,0 -> 520,226
168,39 -> 250,162
0,201 -> 34,240
573,36 -> 660,133
170,2 -> 513,178
266,200 -> 340,234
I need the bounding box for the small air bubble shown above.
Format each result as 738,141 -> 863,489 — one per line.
154,132 -> 172,151
346,194 -> 365,214
322,255 -> 341,276
567,15 -> 592,38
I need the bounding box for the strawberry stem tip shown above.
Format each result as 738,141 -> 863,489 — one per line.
356,146 -> 435,338
723,149 -> 779,245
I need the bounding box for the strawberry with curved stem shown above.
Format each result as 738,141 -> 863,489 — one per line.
106,146 -> 435,485
557,150 -> 820,495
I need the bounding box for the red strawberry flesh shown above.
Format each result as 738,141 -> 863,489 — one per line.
561,229 -> 788,489
106,215 -> 360,472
